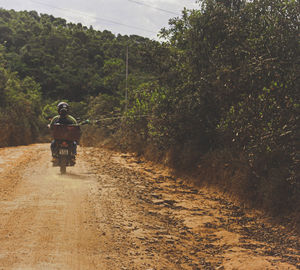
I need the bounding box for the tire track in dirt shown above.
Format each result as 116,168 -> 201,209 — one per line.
0,144 -> 103,269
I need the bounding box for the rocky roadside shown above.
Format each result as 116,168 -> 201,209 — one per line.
82,147 -> 300,270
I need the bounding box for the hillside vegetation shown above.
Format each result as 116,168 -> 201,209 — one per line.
0,0 -> 299,225
0,7 -> 161,144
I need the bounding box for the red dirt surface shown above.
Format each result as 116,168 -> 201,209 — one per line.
0,144 -> 299,269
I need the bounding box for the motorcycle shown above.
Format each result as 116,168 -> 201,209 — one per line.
50,123 -> 82,174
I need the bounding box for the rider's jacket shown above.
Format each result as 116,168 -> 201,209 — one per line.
50,115 -> 77,128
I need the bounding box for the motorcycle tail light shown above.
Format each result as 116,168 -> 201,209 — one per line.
61,141 -> 68,147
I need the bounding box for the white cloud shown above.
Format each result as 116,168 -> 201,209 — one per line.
0,0 -> 199,39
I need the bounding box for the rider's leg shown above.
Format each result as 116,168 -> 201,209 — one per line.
73,141 -> 77,156
51,140 -> 57,157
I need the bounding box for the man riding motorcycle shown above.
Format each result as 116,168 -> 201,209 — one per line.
49,102 -> 78,162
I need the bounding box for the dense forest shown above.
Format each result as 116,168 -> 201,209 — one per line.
0,0 -> 299,225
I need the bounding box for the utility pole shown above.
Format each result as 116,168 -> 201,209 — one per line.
125,45 -> 129,113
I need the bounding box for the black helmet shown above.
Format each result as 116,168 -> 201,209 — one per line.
57,102 -> 69,117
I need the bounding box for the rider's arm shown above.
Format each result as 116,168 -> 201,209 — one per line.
67,115 -> 78,125
49,116 -> 59,129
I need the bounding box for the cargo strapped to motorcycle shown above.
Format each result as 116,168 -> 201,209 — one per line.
51,124 -> 81,141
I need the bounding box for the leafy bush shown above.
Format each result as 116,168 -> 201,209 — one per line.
118,0 -> 300,219
0,65 -> 43,146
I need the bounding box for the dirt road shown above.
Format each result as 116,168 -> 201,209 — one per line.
0,144 -> 299,270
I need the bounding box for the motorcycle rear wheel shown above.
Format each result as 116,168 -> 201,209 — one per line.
60,156 -> 67,174
60,164 -> 66,174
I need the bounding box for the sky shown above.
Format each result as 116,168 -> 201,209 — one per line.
0,0 -> 200,40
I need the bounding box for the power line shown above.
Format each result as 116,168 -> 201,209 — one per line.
30,0 -> 157,34
128,0 -> 180,16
